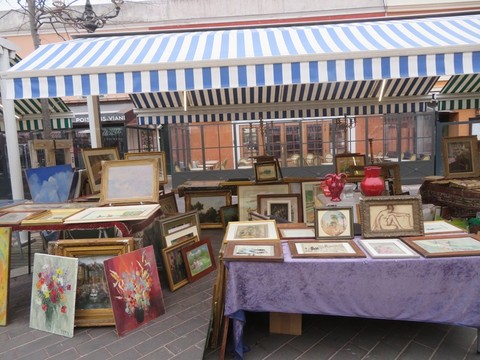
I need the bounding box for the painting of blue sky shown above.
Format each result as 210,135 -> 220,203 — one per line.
25,165 -> 74,203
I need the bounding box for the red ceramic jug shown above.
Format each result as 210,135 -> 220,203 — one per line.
360,166 -> 385,196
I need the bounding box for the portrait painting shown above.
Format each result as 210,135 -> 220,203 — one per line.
29,253 -> 78,337
104,246 -> 165,336
0,227 -> 11,326
442,135 -> 479,178
25,164 -> 74,203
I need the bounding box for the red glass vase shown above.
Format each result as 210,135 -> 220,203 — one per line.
360,166 -> 385,196
324,173 -> 347,202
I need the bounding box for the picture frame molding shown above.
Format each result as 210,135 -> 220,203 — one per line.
442,135 -> 479,178
223,241 -> 284,262
184,190 -> 232,229
358,238 -> 421,259
224,220 -> 280,242
288,240 -> 366,258
81,147 -> 120,194
257,193 -> 302,223
401,234 -> 480,258
181,238 -> 217,282
254,161 -> 279,183
314,206 -> 354,240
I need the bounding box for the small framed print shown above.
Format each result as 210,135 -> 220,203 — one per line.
401,234 -> 480,258
181,238 -> 216,282
184,190 -> 232,229
254,161 -> 279,183
162,237 -> 195,291
224,220 -> 280,242
223,241 -> 284,262
442,135 -> 479,178
334,153 -> 366,176
158,192 -> 178,215
314,207 -> 354,240
360,195 -> 424,238
219,205 -> 239,229
257,194 -> 302,223
358,238 -> 420,259
423,220 -> 466,235
288,240 -> 365,258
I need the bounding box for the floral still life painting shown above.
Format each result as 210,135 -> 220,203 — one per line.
29,253 -> 78,337
104,245 -> 165,336
0,227 -> 11,326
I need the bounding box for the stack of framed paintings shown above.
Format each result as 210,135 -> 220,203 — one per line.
53,237 -> 134,327
158,211 -> 201,248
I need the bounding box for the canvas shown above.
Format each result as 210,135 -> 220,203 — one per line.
25,164 -> 74,203
104,245 -> 165,336
0,227 -> 11,326
29,253 -> 78,337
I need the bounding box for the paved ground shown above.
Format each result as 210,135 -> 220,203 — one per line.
3,183 -> 480,359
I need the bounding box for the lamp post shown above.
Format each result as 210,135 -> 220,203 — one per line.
335,115 -> 356,153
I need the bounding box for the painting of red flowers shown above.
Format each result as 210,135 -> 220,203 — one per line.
29,253 -> 78,337
104,245 -> 165,336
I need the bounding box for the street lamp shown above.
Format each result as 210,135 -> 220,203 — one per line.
335,115 -> 357,153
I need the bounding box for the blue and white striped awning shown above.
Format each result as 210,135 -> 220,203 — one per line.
3,14 -> 480,100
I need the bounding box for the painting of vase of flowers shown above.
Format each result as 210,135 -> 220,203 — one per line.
29,253 -> 78,337
104,245 -> 165,336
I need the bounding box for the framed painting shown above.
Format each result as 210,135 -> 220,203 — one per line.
288,240 -> 366,258
99,159 -> 159,205
254,161 -> 279,183
423,220 -> 466,235
181,238 -> 216,282
159,192 -> 179,215
360,195 -> 424,238
401,234 -> 480,258
358,238 -> 420,259
53,237 -> 134,327
104,246 -> 165,336
29,253 -> 78,337
0,211 -> 40,225
124,151 -> 168,184
81,147 -> 120,194
224,220 -> 280,242
314,207 -> 354,240
223,241 -> 284,262
21,208 -> 83,225
334,153 -> 366,176
162,237 -> 196,291
64,204 -> 160,224
301,181 -> 324,226
442,135 -> 479,178
158,211 -> 201,248
25,164 -> 74,203
184,190 -> 232,229
257,194 -> 302,223
219,205 -> 239,229
0,227 -> 11,326
237,184 -> 289,221
0,202 -> 96,212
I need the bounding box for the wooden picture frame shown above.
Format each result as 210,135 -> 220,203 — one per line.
184,190 -> 232,229
360,195 -> 424,238
0,227 -> 11,326
223,241 -> 284,262
63,204 -> 160,224
158,192 -> 178,215
99,159 -> 159,205
158,211 -> 201,248
53,237 -> 134,327
301,181 -> 323,226
423,220 -> 466,235
401,234 -> 480,258
254,161 -> 279,183
288,240 -> 366,258
278,223 -> 315,239
81,147 -> 120,194
358,238 -> 420,259
162,237 -> 196,291
124,151 -> 168,184
442,135 -> 479,178
0,211 -> 41,225
219,205 -> 239,229
257,194 -> 302,223
314,207 -> 354,240
181,238 -> 216,282
224,220 -> 280,242
334,153 -> 366,176
21,208 -> 83,225
237,184 -> 289,221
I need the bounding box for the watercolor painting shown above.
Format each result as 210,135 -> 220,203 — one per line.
29,253 -> 78,337
25,164 -> 74,203
104,246 -> 165,336
0,227 -> 11,326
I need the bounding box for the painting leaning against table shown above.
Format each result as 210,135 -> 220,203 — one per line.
0,227 -> 11,326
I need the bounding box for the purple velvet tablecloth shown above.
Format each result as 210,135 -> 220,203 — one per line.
224,240 -> 480,359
